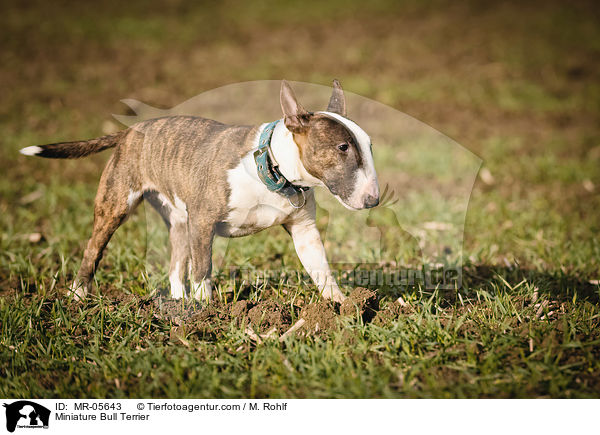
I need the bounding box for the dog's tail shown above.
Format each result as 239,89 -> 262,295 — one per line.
20,130 -> 126,159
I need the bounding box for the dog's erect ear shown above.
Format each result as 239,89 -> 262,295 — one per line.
326,79 -> 346,117
280,80 -> 309,133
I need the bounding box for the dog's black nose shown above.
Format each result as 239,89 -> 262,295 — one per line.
364,195 -> 379,209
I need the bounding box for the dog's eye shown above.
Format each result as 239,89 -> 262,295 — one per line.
337,143 -> 349,152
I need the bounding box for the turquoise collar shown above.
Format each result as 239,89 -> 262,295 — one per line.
253,120 -> 308,208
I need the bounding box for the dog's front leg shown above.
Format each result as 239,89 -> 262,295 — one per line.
188,216 -> 214,302
284,220 -> 346,303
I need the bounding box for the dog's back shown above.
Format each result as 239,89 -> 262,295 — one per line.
22,115 -> 260,214
128,116 -> 259,211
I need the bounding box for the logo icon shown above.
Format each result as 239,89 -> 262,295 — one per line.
3,401 -> 50,433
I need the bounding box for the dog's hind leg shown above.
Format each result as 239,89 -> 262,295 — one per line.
188,214 -> 215,302
145,191 -> 192,299
70,156 -> 142,300
168,222 -> 190,299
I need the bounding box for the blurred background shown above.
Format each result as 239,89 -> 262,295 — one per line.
1,0 -> 598,280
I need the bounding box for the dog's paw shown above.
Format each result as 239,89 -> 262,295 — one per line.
191,280 -> 213,303
69,280 -> 88,301
332,292 -> 347,304
322,289 -> 346,304
169,282 -> 185,299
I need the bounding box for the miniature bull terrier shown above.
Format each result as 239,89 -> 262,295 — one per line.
20,80 -> 379,303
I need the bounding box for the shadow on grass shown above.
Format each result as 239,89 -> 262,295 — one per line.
324,263 -> 600,307
462,265 -> 599,304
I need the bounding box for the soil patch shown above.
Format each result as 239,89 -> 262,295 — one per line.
247,300 -> 292,333
340,287 -> 379,322
300,301 -> 338,335
231,300 -> 254,319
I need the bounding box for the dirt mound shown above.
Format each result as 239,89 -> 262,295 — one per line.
300,301 -> 338,334
48,285 -> 403,343
247,300 -> 292,333
138,297 -> 232,340
231,300 -> 254,318
230,299 -> 255,327
340,287 -> 379,322
187,304 -> 231,339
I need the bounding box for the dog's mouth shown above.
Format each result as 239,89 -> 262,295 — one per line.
326,185 -> 363,210
333,194 -> 362,211
332,193 -> 379,211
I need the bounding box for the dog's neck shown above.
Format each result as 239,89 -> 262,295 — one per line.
267,120 -> 324,188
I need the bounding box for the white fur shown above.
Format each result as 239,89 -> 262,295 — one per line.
225,151 -> 293,235
169,261 -> 185,299
142,183 -> 158,191
191,279 -> 212,302
69,279 -> 88,301
156,192 -> 188,225
270,121 -> 325,188
318,111 -> 379,209
157,193 -> 171,207
224,124 -> 296,236
127,190 -> 142,210
286,218 -> 345,303
171,195 -> 188,224
20,146 -> 42,156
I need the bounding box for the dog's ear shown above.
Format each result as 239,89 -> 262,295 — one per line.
326,79 -> 346,117
280,80 -> 309,133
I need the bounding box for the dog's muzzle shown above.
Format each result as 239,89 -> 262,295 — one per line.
354,178 -> 380,209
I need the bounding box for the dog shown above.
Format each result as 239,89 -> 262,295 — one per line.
20,80 -> 379,303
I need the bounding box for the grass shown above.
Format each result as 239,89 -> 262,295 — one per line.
1,0 -> 599,398
2,271 -> 599,398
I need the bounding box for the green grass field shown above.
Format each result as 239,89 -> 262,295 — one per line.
1,0 -> 599,398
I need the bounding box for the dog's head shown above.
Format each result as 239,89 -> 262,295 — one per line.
280,80 -> 379,210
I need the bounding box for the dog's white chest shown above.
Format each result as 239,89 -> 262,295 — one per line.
220,153 -> 294,237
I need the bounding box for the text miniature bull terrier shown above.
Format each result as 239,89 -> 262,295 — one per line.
21,80 -> 379,303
